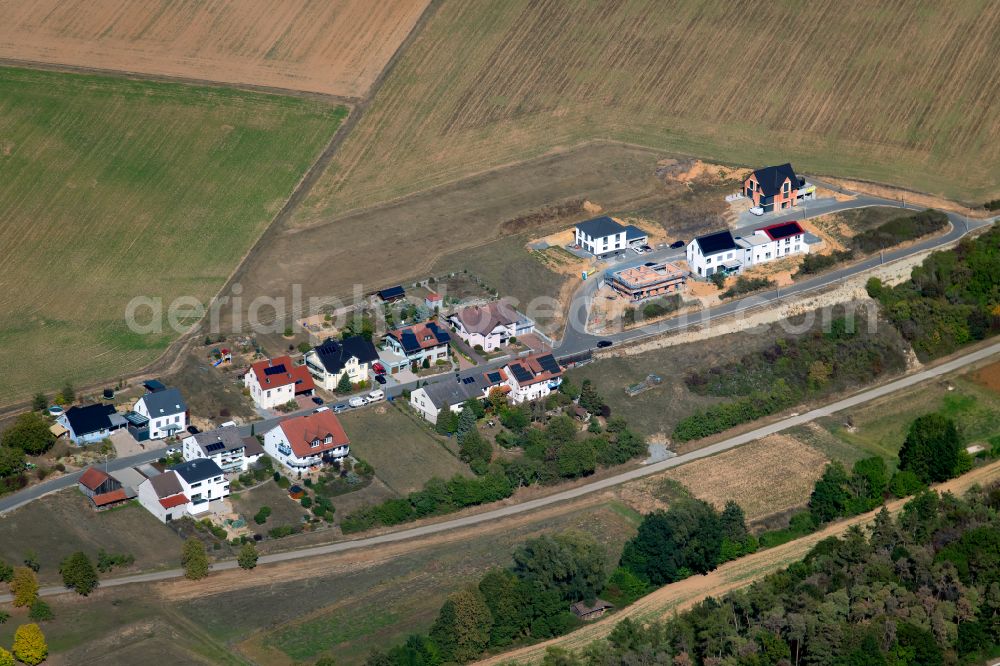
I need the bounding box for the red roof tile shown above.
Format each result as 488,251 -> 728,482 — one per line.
248,355 -> 316,393
79,467 -> 111,491
159,494 -> 189,509
92,489 -> 128,507
278,410 -> 350,459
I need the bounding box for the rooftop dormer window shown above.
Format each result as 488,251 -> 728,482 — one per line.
325,435 -> 333,444
311,438 -> 321,448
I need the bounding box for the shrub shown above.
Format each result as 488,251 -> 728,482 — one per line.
254,506 -> 272,524
28,600 -> 53,622
721,276 -> 775,299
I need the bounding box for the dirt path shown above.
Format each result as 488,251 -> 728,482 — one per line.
476,459 -> 1000,665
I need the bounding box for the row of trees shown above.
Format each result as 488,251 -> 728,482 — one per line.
869,222 -> 1000,359
367,531 -> 608,665
541,484 -> 1000,666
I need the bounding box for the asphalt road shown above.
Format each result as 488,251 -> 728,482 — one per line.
6,338 -> 997,601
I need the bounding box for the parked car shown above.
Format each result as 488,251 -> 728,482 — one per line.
313,406 -> 330,413
640,244 -> 653,253
374,374 -> 387,385
644,262 -> 657,267
597,340 -> 613,348
631,245 -> 643,255
348,396 -> 366,408
749,206 -> 764,216
333,403 -> 349,413
368,389 -> 385,402
670,240 -> 685,249
311,396 -> 324,405
372,362 -> 386,375
220,421 -> 237,428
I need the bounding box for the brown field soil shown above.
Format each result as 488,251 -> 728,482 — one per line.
298,0 -> 1000,223
476,459 -> 1000,665
225,143 -> 718,334
650,435 -> 829,522
973,359 -> 1000,393
0,0 -> 429,98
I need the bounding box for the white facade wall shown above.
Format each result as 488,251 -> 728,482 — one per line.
304,351 -> 369,392
244,371 -> 295,409
134,398 -> 186,440
137,480 -> 172,523
263,427 -> 349,473
575,228 -> 626,255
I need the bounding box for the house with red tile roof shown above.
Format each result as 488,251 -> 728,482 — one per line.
384,321 -> 451,368
136,459 -> 228,522
243,355 -> 315,410
77,466 -> 133,509
263,410 -> 350,473
502,353 -> 563,404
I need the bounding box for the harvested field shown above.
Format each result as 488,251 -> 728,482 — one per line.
0,0 -> 429,98
0,67 -> 344,405
654,435 -> 829,521
973,359 -> 1000,394
300,0 -> 1000,222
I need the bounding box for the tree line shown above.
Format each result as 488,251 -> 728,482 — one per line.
539,483 -> 1000,666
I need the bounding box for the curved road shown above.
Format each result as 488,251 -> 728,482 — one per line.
6,338 -> 998,601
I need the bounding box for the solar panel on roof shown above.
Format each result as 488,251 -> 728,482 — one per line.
486,371 -> 502,383
400,330 -> 420,352
537,355 -> 560,374
764,222 -> 802,239
510,364 -> 533,383
263,364 -> 287,376
462,376 -> 476,384
205,442 -> 225,453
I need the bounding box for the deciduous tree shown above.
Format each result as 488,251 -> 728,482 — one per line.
238,542 -> 259,570
899,414 -> 962,483
181,537 -> 209,580
12,623 -> 47,666
10,567 -> 38,607
1,413 -> 55,456
59,551 -> 98,595
429,586 -> 493,662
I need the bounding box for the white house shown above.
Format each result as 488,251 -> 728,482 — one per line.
133,386 -> 187,440
304,336 -> 380,391
137,459 -> 228,523
503,353 -> 563,404
409,369 -> 506,423
383,321 -> 451,367
182,425 -> 264,474
263,410 -> 350,473
447,301 -> 534,352
57,404 -> 127,445
737,221 -> 809,267
244,355 -> 316,410
573,216 -> 648,257
686,230 -> 743,278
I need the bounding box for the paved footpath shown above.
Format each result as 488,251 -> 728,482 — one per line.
5,339 -> 997,601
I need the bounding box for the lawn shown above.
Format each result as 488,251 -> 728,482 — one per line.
298,0 -> 1000,225
0,66 -> 345,405
338,403 -> 472,495
0,488 -> 181,584
229,479 -> 307,535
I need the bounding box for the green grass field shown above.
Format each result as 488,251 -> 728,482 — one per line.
296,0 -> 1000,225
0,66 -> 345,404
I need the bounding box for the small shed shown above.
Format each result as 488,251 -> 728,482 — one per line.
377,285 -> 406,303
570,599 -> 613,621
425,292 -> 443,310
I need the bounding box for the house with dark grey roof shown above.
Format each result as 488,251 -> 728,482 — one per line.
686,230 -> 743,277
133,386 -> 187,440
384,321 -> 451,367
137,459 -> 228,522
57,403 -> 126,445
408,369 -> 506,423
304,335 -> 380,391
743,163 -> 812,212
181,424 -> 263,473
573,216 -> 647,257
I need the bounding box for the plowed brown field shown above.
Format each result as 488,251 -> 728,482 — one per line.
300,0 -> 1000,221
0,0 -> 429,98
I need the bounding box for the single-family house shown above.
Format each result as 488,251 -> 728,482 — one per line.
137,459 -> 228,522
686,230 -> 743,278
503,353 -> 563,404
263,410 -> 350,473
409,369 -> 506,423
77,466 -> 134,509
57,403 -> 127,445
573,216 -> 648,257
132,386 -> 187,440
304,336 -> 380,391
182,425 -> 263,473
384,321 -> 451,367
737,221 -> 809,266
743,163 -> 808,213
605,261 -> 687,302
244,355 -> 315,410
447,301 -> 534,352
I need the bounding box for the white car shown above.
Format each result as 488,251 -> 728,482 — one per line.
367,389 -> 385,402
313,406 -> 330,413
348,396 -> 367,408
749,206 -> 764,216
